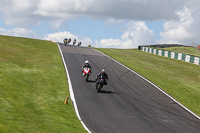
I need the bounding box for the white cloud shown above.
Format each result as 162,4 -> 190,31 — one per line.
0,0 -> 40,27
44,31 -> 76,42
49,20 -> 66,30
44,31 -> 93,46
95,38 -> 122,48
104,18 -> 124,26
0,0 -> 200,48
158,7 -> 194,45
0,27 -> 38,38
0,0 -> 188,28
95,21 -> 156,48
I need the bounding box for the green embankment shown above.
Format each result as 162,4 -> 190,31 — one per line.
0,35 -> 86,133
96,48 -> 200,116
161,47 -> 200,57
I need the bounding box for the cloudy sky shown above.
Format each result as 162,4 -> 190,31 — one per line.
0,0 -> 200,48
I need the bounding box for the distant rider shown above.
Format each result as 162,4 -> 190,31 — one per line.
95,69 -> 108,87
73,39 -> 76,45
82,60 -> 92,73
68,38 -> 71,44
78,42 -> 81,46
64,38 -> 68,45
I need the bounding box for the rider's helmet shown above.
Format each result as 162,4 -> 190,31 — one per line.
101,69 -> 105,73
85,60 -> 89,66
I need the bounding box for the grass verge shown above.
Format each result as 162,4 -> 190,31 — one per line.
96,48 -> 200,116
160,47 -> 200,57
0,35 -> 86,133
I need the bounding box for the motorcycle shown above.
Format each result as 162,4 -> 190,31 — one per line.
73,39 -> 76,45
96,76 -> 105,92
68,38 -> 71,44
83,67 -> 91,82
77,42 -> 81,46
64,39 -> 68,46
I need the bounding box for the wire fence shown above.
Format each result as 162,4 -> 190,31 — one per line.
191,42 -> 199,48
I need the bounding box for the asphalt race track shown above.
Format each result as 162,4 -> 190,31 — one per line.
59,43 -> 200,133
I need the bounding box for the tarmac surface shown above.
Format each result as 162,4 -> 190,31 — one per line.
59,43 -> 200,133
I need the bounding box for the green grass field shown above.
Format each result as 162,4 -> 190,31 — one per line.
96,48 -> 200,116
1,35 -> 199,132
0,35 -> 86,133
160,47 -> 200,57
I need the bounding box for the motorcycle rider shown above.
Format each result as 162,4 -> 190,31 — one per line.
96,69 -> 108,87
82,60 -> 92,74
64,38 -> 68,45
78,42 -> 81,46
68,38 -> 71,44
73,39 -> 76,45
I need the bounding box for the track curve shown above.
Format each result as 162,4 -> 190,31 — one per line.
59,43 -> 200,133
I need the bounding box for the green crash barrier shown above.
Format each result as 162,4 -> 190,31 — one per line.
139,46 -> 200,66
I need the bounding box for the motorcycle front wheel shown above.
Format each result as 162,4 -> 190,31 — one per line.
96,84 -> 102,92
85,74 -> 89,82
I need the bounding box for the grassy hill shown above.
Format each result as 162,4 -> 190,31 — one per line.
159,46 -> 200,57
0,35 -> 86,133
1,35 -> 199,132
96,48 -> 200,117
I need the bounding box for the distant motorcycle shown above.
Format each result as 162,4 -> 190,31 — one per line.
83,67 -> 91,82
68,38 -> 71,44
73,39 -> 76,45
78,42 -> 81,46
64,38 -> 68,46
96,75 -> 105,92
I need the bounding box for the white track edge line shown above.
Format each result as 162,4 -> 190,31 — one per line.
94,48 -> 200,120
57,43 -> 92,133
